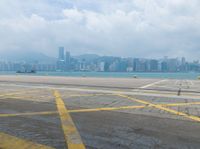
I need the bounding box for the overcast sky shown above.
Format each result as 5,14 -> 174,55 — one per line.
0,0 -> 200,60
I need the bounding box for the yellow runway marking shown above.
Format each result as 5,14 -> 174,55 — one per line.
69,94 -> 104,97
161,102 -> 200,107
0,89 -> 42,98
0,111 -> 58,117
54,90 -> 86,149
0,95 -> 53,101
0,105 -> 145,117
117,94 -> 200,122
60,93 -> 114,99
70,105 -> 145,113
0,132 -> 54,149
1,101 -> 200,117
0,96 -> 37,101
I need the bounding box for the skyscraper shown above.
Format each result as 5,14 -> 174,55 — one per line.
65,51 -> 71,71
57,47 -> 65,71
149,59 -> 158,72
58,47 -> 64,60
65,51 -> 70,64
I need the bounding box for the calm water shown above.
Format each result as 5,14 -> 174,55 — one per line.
0,71 -> 199,80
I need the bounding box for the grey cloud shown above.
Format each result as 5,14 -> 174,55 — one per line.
0,0 -> 200,60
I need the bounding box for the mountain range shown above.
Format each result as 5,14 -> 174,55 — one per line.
0,50 -> 56,63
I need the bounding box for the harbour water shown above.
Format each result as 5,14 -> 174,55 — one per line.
0,71 -> 199,80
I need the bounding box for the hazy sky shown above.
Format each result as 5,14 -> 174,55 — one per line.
0,0 -> 200,60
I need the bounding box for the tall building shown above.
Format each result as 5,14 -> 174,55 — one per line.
65,51 -> 71,71
149,59 -> 158,72
181,57 -> 186,65
65,51 -> 70,63
80,59 -> 86,71
99,62 -> 105,72
161,61 -> 168,72
133,58 -> 147,72
133,58 -> 140,71
126,58 -> 133,72
57,47 -> 65,71
168,58 -> 178,72
58,47 -> 65,60
180,57 -> 186,72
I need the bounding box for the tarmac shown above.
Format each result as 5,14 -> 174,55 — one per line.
0,75 -> 200,149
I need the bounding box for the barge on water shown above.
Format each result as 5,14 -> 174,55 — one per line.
16,70 -> 36,73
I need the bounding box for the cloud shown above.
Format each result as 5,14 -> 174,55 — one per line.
0,0 -> 200,60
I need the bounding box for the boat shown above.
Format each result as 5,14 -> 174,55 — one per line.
16,70 -> 36,73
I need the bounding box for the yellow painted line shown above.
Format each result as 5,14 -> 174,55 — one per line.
0,95 -> 53,101
0,96 -> 36,101
0,105 -> 145,118
53,90 -> 86,149
70,101 -> 200,113
0,89 -> 42,98
161,102 -> 200,107
61,93 -> 114,98
70,94 -> 104,97
0,111 -> 58,117
71,92 -> 191,100
70,105 -> 146,113
117,94 -> 200,122
0,132 -> 54,149
1,101 -> 200,118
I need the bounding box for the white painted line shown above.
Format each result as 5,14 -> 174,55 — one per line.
175,80 -> 179,85
140,80 -> 167,89
144,85 -> 178,90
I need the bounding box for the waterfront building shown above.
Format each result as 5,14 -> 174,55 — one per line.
57,47 -> 65,71
99,62 -> 105,72
65,51 -> 71,71
150,59 -> 158,72
58,47 -> 65,61
168,58 -> 178,72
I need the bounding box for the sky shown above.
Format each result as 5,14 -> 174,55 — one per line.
0,0 -> 200,60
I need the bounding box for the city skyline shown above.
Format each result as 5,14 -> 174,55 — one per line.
0,47 -> 199,72
0,48 -> 199,63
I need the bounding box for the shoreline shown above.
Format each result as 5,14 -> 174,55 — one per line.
0,71 -> 199,80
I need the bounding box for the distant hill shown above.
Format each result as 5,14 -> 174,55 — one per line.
0,50 -> 56,63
